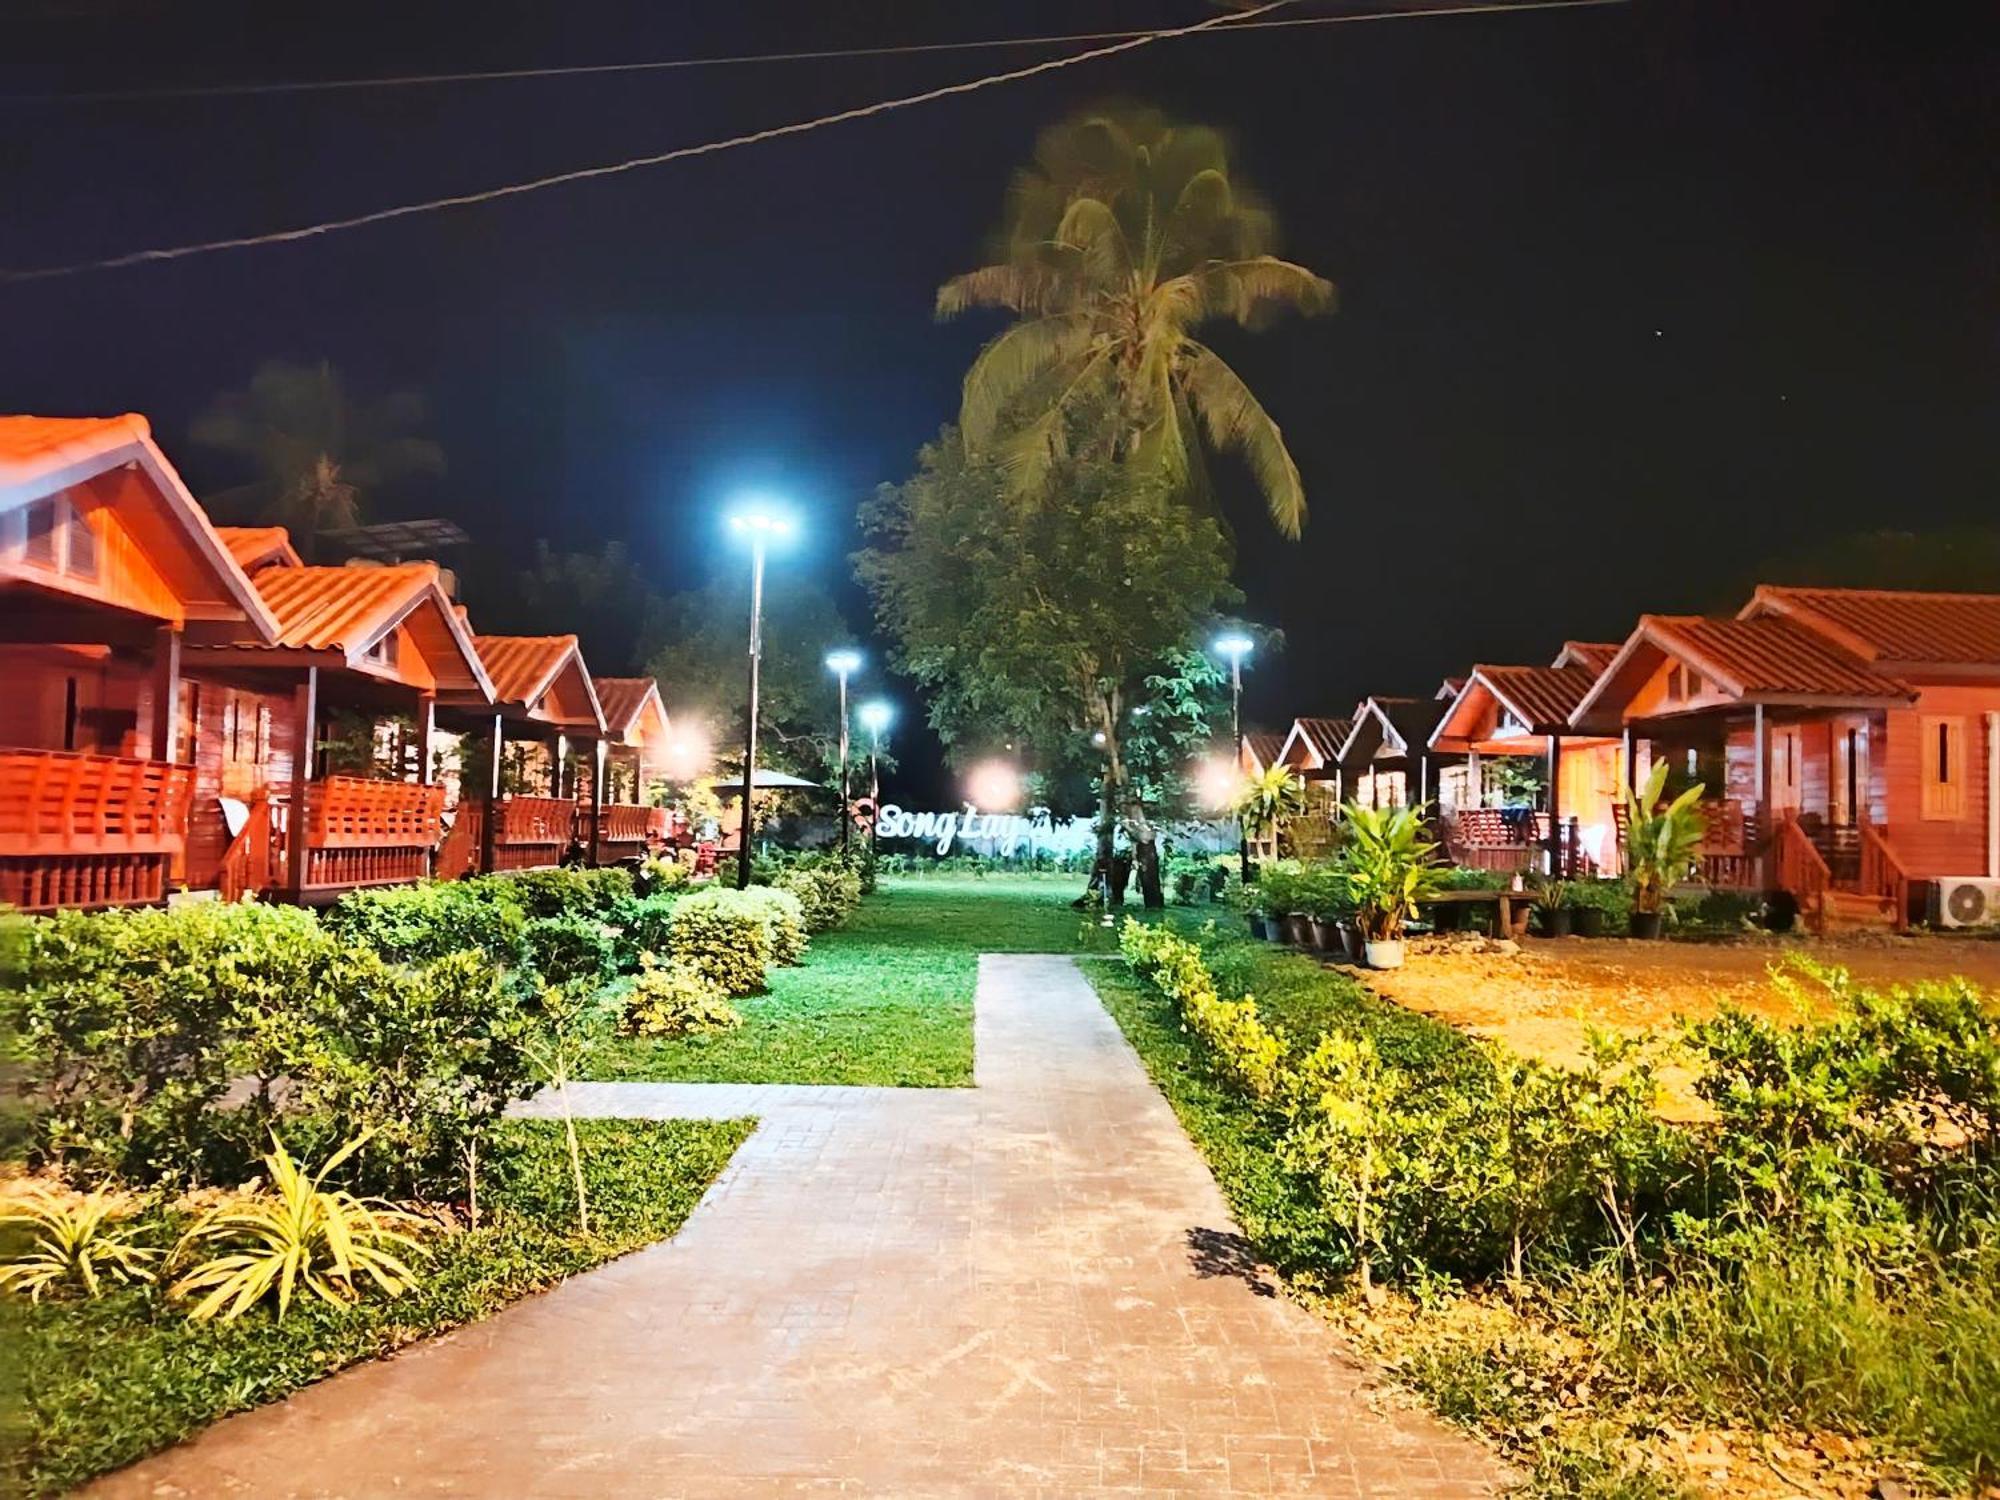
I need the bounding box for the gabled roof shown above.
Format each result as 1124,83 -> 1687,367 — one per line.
1741,586 -> 2000,674
1553,640 -> 1619,674
1338,696 -> 1448,765
1571,613 -> 1915,728
472,635 -> 605,731
215,525 -> 303,572
592,676 -> 668,739
231,560 -> 493,696
1241,731 -> 1285,774
0,413 -> 278,640
1277,716 -> 1353,772
1431,662 -> 1612,751
1436,676 -> 1467,700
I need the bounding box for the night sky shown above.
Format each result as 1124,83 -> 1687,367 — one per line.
6,0 -> 1996,803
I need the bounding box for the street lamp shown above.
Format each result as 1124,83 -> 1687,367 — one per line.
1213,632 -> 1255,883
825,649 -> 862,853
729,502 -> 795,888
858,700 -> 892,859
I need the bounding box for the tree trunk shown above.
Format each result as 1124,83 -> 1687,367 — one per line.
1128,804 -> 1164,908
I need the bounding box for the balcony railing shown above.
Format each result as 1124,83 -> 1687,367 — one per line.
0,748 -> 195,910
267,777 -> 445,894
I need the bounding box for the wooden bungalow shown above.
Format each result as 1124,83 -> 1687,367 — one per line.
1238,730 -> 1286,780
589,675 -> 673,865
1273,715 -> 1354,855
0,415 -> 280,910
1570,586 -> 2000,929
436,634 -> 606,877
1429,642 -> 1624,875
192,529 -> 495,904
1334,696 -> 1452,812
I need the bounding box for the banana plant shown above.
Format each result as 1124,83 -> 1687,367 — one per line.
1338,803 -> 1447,941
1621,761 -> 1708,914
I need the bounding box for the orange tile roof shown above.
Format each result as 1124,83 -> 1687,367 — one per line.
215,525 -> 302,570
1746,586 -> 2000,669
253,562 -> 444,650
1242,732 -> 1285,769
592,676 -> 663,734
1473,663 -> 1604,731
1643,614 -> 1913,701
475,634 -> 583,705
1284,717 -> 1353,767
0,413 -> 152,492
1555,641 -> 1619,673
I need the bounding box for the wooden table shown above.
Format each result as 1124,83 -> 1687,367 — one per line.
1418,887 -> 1525,934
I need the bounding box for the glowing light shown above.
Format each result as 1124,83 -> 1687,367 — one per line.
1091,730 -> 1107,747
858,700 -> 893,736
1194,755 -> 1244,812
661,724 -> 713,781
726,498 -> 796,537
965,760 -> 1022,812
1212,632 -> 1254,663
824,648 -> 862,676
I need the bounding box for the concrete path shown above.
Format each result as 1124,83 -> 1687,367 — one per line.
86,955 -> 1503,1499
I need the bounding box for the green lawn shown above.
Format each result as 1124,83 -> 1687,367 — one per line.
585,875 -> 1120,1086
12,1118 -> 752,1499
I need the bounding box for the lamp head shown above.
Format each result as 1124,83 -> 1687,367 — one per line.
1212,632 -> 1255,664
858,700 -> 893,735
824,648 -> 863,677
727,499 -> 797,539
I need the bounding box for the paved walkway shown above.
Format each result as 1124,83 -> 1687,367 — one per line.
87,956 -> 1502,1499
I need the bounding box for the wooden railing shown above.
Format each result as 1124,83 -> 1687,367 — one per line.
1771,811 -> 1831,933
268,778 -> 444,894
0,748 -> 195,911
1443,809 -> 1587,877
217,791 -> 274,902
436,799 -> 482,882
1859,822 -> 1912,932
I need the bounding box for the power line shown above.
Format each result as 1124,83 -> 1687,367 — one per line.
2,0 -> 1625,285
15,0 -> 1624,105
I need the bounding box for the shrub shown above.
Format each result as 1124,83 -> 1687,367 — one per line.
324,879 -> 528,972
499,867 -> 633,921
11,902 -> 337,1184
773,864 -> 861,933
522,912 -> 618,990
635,856 -> 688,898
666,900 -> 771,998
618,957 -> 741,1038
617,892 -> 680,970
677,885 -> 808,966
0,1186 -> 157,1302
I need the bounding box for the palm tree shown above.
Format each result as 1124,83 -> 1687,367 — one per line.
191,360 -> 445,560
938,106 -> 1334,537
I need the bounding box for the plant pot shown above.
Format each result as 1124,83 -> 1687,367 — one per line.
1573,907 -> 1606,938
1628,910 -> 1664,940
1539,907 -> 1574,938
1363,938 -> 1405,970
1509,905 -> 1533,940
1307,916 -> 1335,952
1336,920 -> 1363,962
1281,912 -> 1311,946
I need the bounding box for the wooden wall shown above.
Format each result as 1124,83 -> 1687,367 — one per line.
180,671 -> 299,892
1884,684 -> 2000,880
0,644 -> 151,755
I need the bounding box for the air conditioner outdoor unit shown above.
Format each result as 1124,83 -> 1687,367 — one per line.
1933,877 -> 2000,929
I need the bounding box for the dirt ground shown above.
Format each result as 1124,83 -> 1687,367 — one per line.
1345,931 -> 2000,1117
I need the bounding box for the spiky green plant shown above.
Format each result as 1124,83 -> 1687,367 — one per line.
0,1185 -> 158,1301
170,1132 -> 427,1321
1621,761 -> 1708,914
1339,802 -> 1447,941
1231,762 -> 1305,848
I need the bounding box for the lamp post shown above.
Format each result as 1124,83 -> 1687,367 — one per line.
1213,633 -> 1255,883
859,700 -> 892,860
825,649 -> 862,854
729,504 -> 794,888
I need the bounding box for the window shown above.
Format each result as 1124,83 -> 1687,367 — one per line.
1921,716 -> 1967,820
362,631 -> 400,668
64,505 -> 97,578
22,499 -> 58,566
8,492 -> 98,579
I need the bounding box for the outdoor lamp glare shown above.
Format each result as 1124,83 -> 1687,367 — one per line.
727,501 -> 796,537
1212,633 -> 1254,663
859,700 -> 893,736
825,650 -> 863,852
1213,631 -> 1257,883
966,760 -> 1022,812
728,499 -> 797,886
824,648 -> 862,676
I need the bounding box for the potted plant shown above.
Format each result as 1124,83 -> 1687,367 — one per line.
1255,861 -> 1306,944
1528,873 -> 1574,937
1300,863 -> 1353,954
1621,761 -> 1707,940
1231,764 -> 1304,873
1339,802 -> 1446,970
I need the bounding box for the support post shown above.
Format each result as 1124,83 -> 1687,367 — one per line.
1986,711 -> 1999,879
1546,734 -> 1564,876
151,625 -> 181,763
1621,726 -> 1636,790
1753,703 -> 1769,890
737,536 -> 767,889
481,713 -> 503,876
1466,748 -> 1481,810
552,732 -> 568,798
591,738 -> 607,868
286,667 -> 318,899
415,694 -> 435,784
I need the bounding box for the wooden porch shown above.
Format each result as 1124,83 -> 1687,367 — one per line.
217,775 -> 445,902
0,748 -> 195,911
591,801 -> 667,866
435,793 -> 578,879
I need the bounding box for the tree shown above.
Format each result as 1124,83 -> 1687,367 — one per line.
645,570 -> 855,783
474,540 -> 668,676
856,427 -> 1236,899
190,360 -> 445,560
938,105 -> 1334,536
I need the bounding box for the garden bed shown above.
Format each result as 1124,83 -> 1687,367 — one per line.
9,1117 -> 752,1498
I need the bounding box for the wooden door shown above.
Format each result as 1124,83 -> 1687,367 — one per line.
1832,720 -> 1868,827
1769,724 -> 1803,816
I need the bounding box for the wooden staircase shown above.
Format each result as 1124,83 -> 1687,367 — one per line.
1819,886 -> 1900,933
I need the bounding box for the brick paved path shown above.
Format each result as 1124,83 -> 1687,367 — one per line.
86,955 -> 1503,1499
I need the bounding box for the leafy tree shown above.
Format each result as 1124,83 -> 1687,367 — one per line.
472,540 -> 668,676
857,428 -> 1236,896
645,570 -> 854,783
190,360 -> 444,560
938,105 -> 1334,535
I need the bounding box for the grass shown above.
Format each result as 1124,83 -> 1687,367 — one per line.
584,875 -> 1119,1086
9,1117 -> 752,1499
